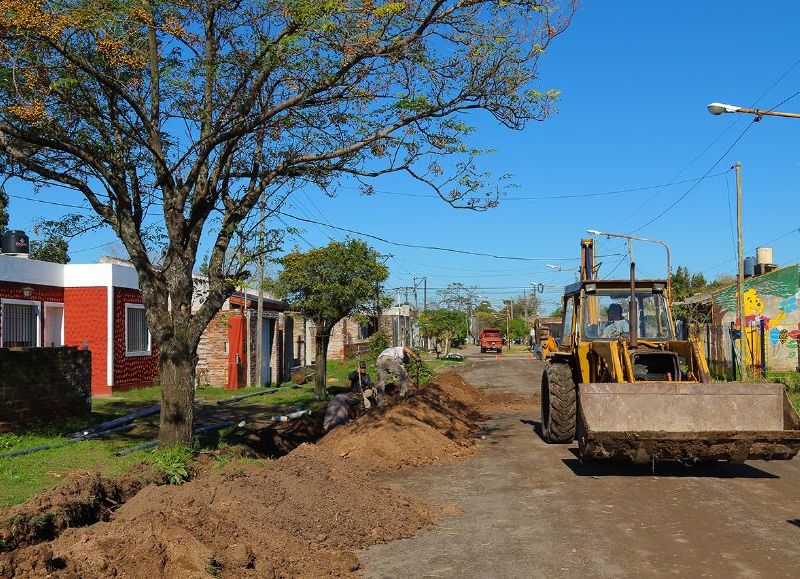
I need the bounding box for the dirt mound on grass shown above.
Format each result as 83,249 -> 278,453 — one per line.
318,372 -> 486,472
4,444 -> 433,578
1,371 -> 490,578
0,467 -> 163,554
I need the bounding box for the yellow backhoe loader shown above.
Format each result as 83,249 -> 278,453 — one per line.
541,238 -> 800,463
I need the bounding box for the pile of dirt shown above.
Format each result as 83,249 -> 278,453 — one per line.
318,372 -> 486,472
1,371 -> 492,577
3,444 -> 433,578
0,467 -> 164,554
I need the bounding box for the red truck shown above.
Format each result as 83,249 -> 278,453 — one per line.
479,328 -> 503,353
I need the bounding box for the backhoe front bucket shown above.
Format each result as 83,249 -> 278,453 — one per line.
578,382 -> 800,463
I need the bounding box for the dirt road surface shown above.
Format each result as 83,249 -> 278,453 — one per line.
361,349 -> 800,578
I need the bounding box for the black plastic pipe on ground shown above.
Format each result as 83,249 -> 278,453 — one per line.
0,423 -> 136,460
115,419 -> 246,457
216,388 -> 278,405
66,405 -> 161,439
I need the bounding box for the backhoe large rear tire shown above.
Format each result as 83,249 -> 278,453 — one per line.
541,362 -> 577,443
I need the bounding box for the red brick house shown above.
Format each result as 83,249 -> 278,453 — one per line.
0,254 -> 158,395
195,291 -> 292,389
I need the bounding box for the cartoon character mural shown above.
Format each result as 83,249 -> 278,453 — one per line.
768,288 -> 800,362
738,287 -> 800,371
712,266 -> 800,373
741,288 -> 767,370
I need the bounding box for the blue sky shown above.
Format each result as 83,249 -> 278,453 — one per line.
5,2 -> 800,313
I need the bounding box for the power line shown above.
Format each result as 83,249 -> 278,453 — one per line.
71,241 -> 116,254
613,58 -> 800,231
629,83 -> 800,234
7,193 -> 88,209
8,190 -> 617,264
334,172 -> 730,202
503,173 -> 728,200
278,210 -> 623,262
696,226 -> 800,277
628,124 -> 752,233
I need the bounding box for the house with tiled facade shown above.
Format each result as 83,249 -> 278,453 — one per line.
0,253 -> 294,394
0,254 -> 159,395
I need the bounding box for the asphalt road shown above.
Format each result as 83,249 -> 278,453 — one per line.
361,349 -> 800,578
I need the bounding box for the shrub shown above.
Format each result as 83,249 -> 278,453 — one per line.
368,331 -> 391,359
151,445 -> 195,485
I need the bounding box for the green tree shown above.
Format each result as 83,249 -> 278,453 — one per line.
418,309 -> 467,357
550,306 -> 564,318
671,265 -> 710,321
501,317 -> 530,343
707,273 -> 736,290
437,283 -> 479,311
0,0 -> 574,444
30,236 -> 70,263
671,266 -> 706,302
511,292 -> 540,321
473,300 -> 497,332
271,240 -> 388,398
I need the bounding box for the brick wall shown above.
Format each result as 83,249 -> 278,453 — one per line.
196,309 -> 235,387
113,287 -> 159,391
64,287 -> 108,395
0,282 -> 65,347
325,317 -> 372,361
197,307 -> 293,388
290,314 -> 307,366
0,347 -> 91,432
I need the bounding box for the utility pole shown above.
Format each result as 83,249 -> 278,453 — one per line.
506,304 -> 511,351
255,194 -> 266,386
524,288 -> 528,322
423,277 -> 427,311
244,286 -> 251,387
735,161 -> 747,380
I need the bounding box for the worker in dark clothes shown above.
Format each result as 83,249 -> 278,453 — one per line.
323,361 -> 376,431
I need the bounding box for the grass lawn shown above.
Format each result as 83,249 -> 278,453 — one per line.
0,383 -> 316,509
767,372 -> 800,412
1,353 -> 467,510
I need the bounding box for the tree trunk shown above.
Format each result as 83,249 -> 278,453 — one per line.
444,333 -> 452,357
140,256 -> 209,448
158,340 -> 198,446
314,331 -> 329,399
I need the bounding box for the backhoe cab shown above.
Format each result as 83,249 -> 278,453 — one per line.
540,238 -> 800,463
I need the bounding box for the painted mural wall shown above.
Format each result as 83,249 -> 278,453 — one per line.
712,265 -> 800,373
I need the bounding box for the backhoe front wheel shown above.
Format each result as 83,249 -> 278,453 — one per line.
541,362 -> 577,443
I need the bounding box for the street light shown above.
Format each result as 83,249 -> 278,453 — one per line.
547,263 -> 580,281
529,281 -> 546,294
707,102 -> 800,119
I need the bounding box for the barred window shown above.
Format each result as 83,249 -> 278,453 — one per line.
125,304 -> 150,355
1,302 -> 39,348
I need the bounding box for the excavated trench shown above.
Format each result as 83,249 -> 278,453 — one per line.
1,373 -> 491,578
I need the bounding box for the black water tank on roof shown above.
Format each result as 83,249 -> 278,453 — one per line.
1,230 -> 30,255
